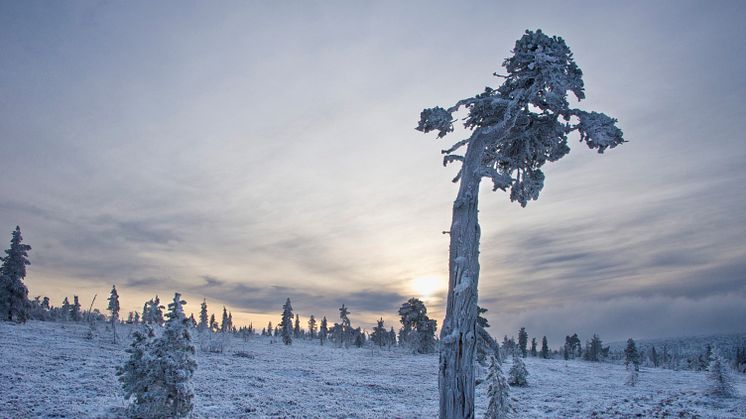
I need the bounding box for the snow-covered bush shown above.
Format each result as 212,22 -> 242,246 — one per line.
508,356 -> 528,387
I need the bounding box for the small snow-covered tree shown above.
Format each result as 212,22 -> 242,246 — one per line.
0,226 -> 31,322
508,356 -> 528,387
485,357 -> 512,419
540,336 -> 549,359
319,316 -> 327,345
280,298 -> 293,345
107,285 -> 120,342
151,295 -> 164,325
209,313 -> 217,332
416,29 -> 624,417
293,313 -> 301,338
266,321 -> 273,337
121,293 -> 197,417
117,324 -> 155,413
708,348 -> 736,397
398,298 -> 437,354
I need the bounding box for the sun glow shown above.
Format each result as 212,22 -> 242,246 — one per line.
410,276 -> 444,299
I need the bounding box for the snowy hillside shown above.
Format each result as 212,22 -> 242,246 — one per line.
1,321 -> 744,418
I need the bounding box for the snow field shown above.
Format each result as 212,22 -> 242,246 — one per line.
1,321 -> 744,418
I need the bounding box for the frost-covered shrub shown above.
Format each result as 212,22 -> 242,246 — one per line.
508,356 -> 528,387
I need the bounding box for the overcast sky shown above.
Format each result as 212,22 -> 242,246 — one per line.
1,0 -> 744,345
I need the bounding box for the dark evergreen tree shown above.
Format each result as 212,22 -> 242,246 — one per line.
71,295 -> 82,322
307,315 -> 317,339
371,318 -> 387,348
209,313 -> 217,332
540,336 -> 550,359
293,314 -> 301,338
624,338 -> 641,371
220,306 -> 229,333
319,316 -> 327,345
650,346 -> 659,367
339,304 -> 351,347
530,337 -> 537,357
107,285 -> 120,342
518,327 -> 528,358
0,226 -> 31,322
280,298 -> 293,345
198,299 -> 209,331
584,334 -> 606,362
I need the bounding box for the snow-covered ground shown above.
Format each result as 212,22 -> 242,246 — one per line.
1,321 -> 744,418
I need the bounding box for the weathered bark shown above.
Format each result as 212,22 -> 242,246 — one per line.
439,134 -> 486,419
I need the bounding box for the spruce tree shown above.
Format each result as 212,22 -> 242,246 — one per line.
0,226 -> 31,322
624,338 -> 640,371
485,357 -> 512,419
339,304 -> 351,347
72,295 -> 82,322
198,299 -> 209,331
708,348 -> 736,397
107,285 -> 120,342
293,314 -> 301,338
280,298 -> 293,345
151,295 -> 164,325
530,337 -> 537,357
117,325 -> 155,414
209,313 -> 217,332
518,327 -> 528,358
307,315 -> 317,339
319,316 -> 327,346
221,306 -> 229,333
540,336 -> 549,359
508,356 -> 528,387
266,321 -> 272,337
371,318 -> 387,348
398,298 -> 437,354
624,338 -> 640,386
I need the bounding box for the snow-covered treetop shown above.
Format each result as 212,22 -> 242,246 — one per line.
417,29 -> 625,207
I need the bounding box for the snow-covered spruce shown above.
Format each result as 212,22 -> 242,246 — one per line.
624,338 -> 641,386
416,29 -> 624,418
280,298 -> 293,345
708,348 -> 736,398
0,226 -> 31,323
508,356 -> 528,387
485,356 -> 512,419
117,293 -> 197,418
107,285 -> 120,342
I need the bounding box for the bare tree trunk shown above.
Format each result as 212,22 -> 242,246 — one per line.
439,134 -> 486,419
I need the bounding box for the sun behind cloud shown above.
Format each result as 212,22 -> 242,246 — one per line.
409,276 -> 444,299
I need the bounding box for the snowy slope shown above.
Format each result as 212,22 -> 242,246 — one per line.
1,321 -> 744,418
